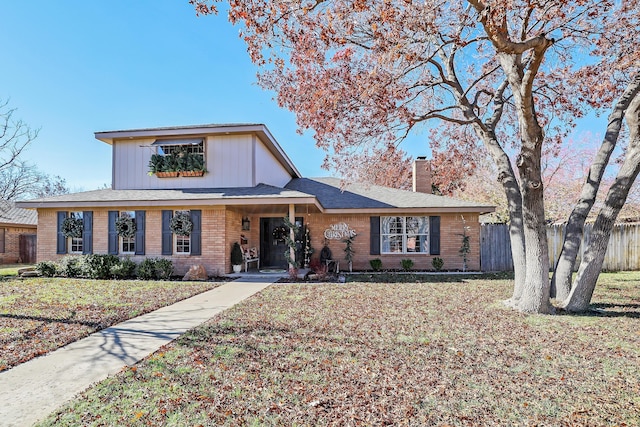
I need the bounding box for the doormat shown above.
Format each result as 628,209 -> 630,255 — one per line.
259,269 -> 287,274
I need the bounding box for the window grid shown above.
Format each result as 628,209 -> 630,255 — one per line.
120,211 -> 136,254
381,216 -> 429,254
69,211 -> 83,253
174,210 -> 191,254
158,142 -> 204,159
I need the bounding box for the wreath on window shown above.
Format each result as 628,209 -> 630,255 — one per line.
61,217 -> 83,239
170,212 -> 193,236
272,225 -> 287,244
115,216 -> 137,238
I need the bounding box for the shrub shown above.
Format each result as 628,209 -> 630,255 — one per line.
35,261 -> 58,277
136,258 -> 158,280
110,257 -> 137,280
400,259 -> 414,271
432,257 -> 444,271
136,258 -> 174,280
369,258 -> 382,271
155,258 -> 174,280
59,256 -> 84,278
83,254 -> 120,279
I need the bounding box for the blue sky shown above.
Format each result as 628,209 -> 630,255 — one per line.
0,1 -> 347,190
1,2 -> 606,192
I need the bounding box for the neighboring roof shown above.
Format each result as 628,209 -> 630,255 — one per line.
94,123 -> 302,179
0,201 -> 38,227
15,184 -> 318,209
285,177 -> 495,214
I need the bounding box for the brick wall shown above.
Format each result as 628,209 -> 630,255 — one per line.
35,207 -> 483,275
301,212 -> 481,272
0,226 -> 36,264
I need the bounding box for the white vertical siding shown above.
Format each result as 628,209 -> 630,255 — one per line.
113,135 -> 258,189
254,136 -> 293,187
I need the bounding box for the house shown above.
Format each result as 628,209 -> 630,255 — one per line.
0,201 -> 37,264
17,124 -> 494,275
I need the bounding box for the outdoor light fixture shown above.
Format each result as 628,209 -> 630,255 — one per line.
242,216 -> 251,230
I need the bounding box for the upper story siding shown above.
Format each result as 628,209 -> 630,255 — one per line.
112,133 -> 293,190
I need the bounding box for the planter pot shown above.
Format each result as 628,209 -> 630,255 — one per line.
232,264 -> 242,273
156,171 -> 179,178
180,170 -> 205,177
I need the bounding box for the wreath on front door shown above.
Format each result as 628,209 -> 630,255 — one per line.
115,216 -> 137,238
170,212 -> 193,236
61,217 -> 83,239
272,225 -> 287,244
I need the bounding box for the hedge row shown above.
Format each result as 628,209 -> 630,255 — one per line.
35,255 -> 174,281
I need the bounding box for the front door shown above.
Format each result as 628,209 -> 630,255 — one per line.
260,217 -> 304,269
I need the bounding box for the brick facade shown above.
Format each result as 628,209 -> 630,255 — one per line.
36,207 -> 482,275
0,226 -> 36,264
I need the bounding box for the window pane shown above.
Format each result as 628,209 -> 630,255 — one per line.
382,216 -> 403,234
406,217 -> 428,235
71,237 -> 83,253
382,235 -> 403,253
176,235 -> 190,253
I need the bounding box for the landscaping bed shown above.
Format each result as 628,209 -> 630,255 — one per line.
38,272 -> 640,426
0,277 -> 222,371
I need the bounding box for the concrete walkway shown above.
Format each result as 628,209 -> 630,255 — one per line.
0,278 -> 276,427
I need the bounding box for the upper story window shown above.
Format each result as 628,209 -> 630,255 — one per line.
149,139 -> 206,177
381,216 -> 429,254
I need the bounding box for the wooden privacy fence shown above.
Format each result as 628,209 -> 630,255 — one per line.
480,223 -> 640,272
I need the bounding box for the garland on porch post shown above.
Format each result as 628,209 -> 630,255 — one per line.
282,215 -> 300,269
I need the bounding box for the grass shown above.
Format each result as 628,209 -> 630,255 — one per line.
0,264 -> 34,277
37,272 -> 640,426
0,277 -> 222,371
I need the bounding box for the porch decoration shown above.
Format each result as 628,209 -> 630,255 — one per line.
61,217 -> 83,239
324,222 -> 356,240
342,233 -> 356,273
272,225 -> 288,244
282,216 -> 300,269
115,216 -> 137,238
231,242 -> 243,273
302,225 -> 314,268
170,212 -> 193,236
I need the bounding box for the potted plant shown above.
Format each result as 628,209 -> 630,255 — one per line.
180,152 -> 207,177
231,242 -> 243,273
148,154 -> 165,176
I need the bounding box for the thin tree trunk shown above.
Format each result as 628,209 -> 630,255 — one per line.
563,93 -> 640,312
552,73 -> 640,301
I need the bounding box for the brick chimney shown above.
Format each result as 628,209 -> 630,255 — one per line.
412,157 -> 432,194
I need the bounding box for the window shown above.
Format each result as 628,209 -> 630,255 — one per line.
174,210 -> 191,254
69,211 -> 83,253
155,139 -> 205,166
120,211 -> 135,254
381,216 -> 429,254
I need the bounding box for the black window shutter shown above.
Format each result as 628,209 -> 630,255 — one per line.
162,210 -> 173,255
190,210 -> 201,256
108,211 -> 119,255
430,216 -> 441,255
135,210 -> 146,255
370,216 -> 381,255
82,211 -> 93,254
57,211 -> 68,254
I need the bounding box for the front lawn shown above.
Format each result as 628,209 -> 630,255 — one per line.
0,277 -> 222,371
39,272 -> 640,426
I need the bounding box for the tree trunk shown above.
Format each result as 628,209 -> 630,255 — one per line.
497,51 -> 553,314
471,127 -> 526,306
552,73 -> 640,301
563,92 -> 640,312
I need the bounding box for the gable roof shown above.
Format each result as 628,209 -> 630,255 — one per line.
15,184 -> 318,209
285,177 -> 494,213
94,123 -> 302,179
0,201 -> 38,227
